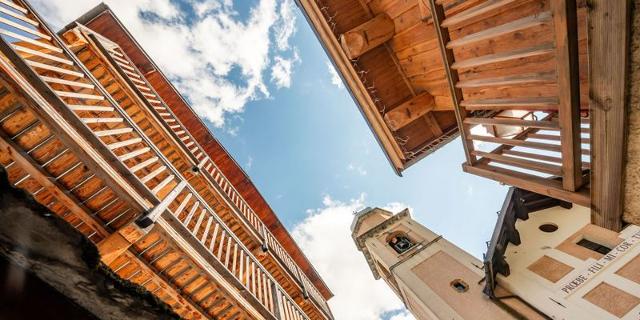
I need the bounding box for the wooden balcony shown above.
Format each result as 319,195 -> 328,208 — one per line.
62,23 -> 332,319
426,0 -> 591,207
0,0 -> 331,319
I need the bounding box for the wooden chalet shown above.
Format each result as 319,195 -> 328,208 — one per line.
0,1 -> 334,319
297,0 -> 631,231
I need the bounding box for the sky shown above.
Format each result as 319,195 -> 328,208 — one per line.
33,0 -> 508,319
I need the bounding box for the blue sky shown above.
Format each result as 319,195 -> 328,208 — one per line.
209,0 -> 508,259
35,0 -> 508,318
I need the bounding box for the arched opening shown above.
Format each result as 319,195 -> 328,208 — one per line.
387,232 -> 414,254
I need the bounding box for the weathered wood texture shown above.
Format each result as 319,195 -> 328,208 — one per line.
589,0 -> 631,231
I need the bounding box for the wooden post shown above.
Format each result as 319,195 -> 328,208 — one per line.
340,13 -> 395,60
271,281 -> 283,320
551,0 -> 583,191
589,0 -> 631,231
384,92 -> 435,131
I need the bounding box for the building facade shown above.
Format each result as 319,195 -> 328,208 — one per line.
297,0 -> 634,232
0,1 -> 333,319
354,194 -> 640,319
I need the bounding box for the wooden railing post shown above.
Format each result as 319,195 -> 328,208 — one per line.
271,281 -> 283,320
136,180 -> 188,227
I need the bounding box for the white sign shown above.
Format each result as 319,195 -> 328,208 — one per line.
559,229 -> 640,296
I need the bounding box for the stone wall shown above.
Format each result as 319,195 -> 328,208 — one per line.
0,169 -> 178,320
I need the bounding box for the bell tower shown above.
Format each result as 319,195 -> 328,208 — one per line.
351,207 -> 514,320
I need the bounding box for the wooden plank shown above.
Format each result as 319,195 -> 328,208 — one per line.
428,0 -> 476,164
460,97 -> 559,110
502,149 -> 562,164
441,0 -> 520,28
463,163 -> 590,207
589,0 -> 631,231
0,6 -> 38,26
473,150 -> 562,175
528,133 -> 590,144
383,92 -> 435,131
451,43 -> 554,70
107,137 -> 142,149
94,127 -> 133,137
469,134 -> 562,152
12,44 -> 71,65
68,104 -> 113,112
447,11 -> 552,48
464,117 -> 560,129
0,15 -> 49,39
456,72 -> 556,88
81,117 -> 123,124
551,0 -> 583,191
54,90 -> 104,100
25,60 -> 83,77
0,0 -> 28,14
41,76 -> 94,89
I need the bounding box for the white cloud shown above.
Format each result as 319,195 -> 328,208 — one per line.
31,0 -> 299,128
271,52 -> 300,89
291,194 -> 412,320
326,61 -> 344,89
347,163 -> 367,176
389,311 -> 416,320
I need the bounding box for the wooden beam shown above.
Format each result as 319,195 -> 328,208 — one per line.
441,0 -> 520,28
98,222 -> 147,265
384,92 -> 435,131
551,0 -> 583,191
456,73 -> 556,89
464,117 -> 560,130
447,11 -> 552,49
451,43 -> 554,70
469,135 -> 562,152
428,0 -> 476,164
472,150 -> 562,175
461,97 -> 559,111
339,13 -> 395,60
589,0 -> 631,231
463,163 -> 590,207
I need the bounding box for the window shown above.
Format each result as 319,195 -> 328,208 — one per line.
539,223 -> 558,233
450,279 -> 469,293
388,233 -> 414,254
577,238 -> 612,255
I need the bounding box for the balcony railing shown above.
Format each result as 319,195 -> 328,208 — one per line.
0,0 -> 319,318
77,26 -> 331,316
427,0 -> 590,207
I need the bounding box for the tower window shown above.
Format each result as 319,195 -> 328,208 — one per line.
577,238 -> 612,255
388,233 -> 414,254
450,279 -> 469,293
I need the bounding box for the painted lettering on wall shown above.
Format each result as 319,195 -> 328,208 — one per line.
559,229 -> 640,296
